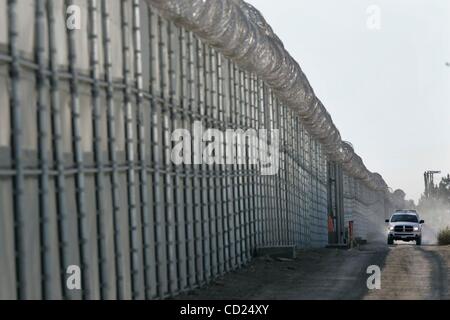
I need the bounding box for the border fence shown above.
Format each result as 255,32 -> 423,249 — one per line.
0,0 -> 405,300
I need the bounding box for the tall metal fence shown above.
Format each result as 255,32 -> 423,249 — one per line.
0,0 -> 399,300
343,173 -> 390,241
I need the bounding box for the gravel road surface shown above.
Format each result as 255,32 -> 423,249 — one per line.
177,243 -> 450,300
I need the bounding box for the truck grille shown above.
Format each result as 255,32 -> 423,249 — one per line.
394,225 -> 414,232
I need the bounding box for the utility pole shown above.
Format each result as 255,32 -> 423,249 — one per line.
424,170 -> 441,198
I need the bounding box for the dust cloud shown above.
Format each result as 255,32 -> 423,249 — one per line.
417,199 -> 450,244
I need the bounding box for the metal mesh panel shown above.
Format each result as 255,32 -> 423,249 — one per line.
343,173 -> 388,242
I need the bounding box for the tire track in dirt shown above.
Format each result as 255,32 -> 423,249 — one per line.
176,244 -> 450,300
364,245 -> 448,300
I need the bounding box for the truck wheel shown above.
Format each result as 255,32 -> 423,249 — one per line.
387,237 -> 394,245
416,237 -> 422,246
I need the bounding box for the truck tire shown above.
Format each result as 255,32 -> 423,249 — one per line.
416,237 -> 422,246
387,236 -> 394,245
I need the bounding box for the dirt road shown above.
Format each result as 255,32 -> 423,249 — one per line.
177,244 -> 450,300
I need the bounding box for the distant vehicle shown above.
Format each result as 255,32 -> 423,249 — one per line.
385,210 -> 424,245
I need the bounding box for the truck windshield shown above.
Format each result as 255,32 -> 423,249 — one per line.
391,214 -> 418,223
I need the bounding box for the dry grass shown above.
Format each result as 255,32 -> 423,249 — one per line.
437,227 -> 450,245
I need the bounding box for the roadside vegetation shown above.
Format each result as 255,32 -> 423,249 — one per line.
437,227 -> 450,245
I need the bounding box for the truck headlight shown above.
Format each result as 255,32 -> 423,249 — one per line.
413,226 -> 419,231
388,226 -> 394,231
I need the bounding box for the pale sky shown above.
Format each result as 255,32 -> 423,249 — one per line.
247,0 -> 450,202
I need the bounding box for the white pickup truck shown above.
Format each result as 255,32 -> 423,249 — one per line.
385,210 -> 424,245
